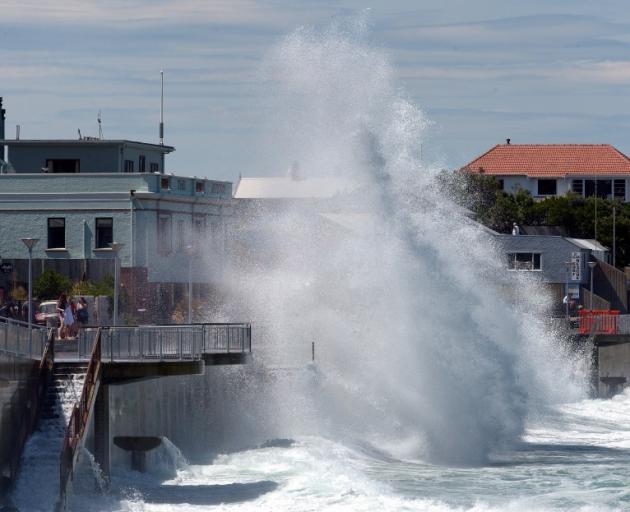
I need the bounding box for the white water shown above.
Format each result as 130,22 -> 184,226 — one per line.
61,391 -> 630,511
11,370 -> 84,512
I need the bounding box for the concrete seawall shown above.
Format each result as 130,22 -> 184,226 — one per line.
595,334 -> 630,397
0,352 -> 40,502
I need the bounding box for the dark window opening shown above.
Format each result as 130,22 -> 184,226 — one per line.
507,252 -> 542,271
95,218 -> 113,249
158,215 -> 172,254
124,160 -> 134,172
47,218 -> 65,248
498,179 -> 504,191
195,181 -> 205,193
160,177 -> 170,189
45,159 -> 79,173
139,155 -> 146,173
572,179 -> 583,195
537,179 -> 557,196
614,179 -> 626,199
210,182 -> 227,195
193,216 -> 204,234
150,162 -> 159,173
585,179 -> 612,198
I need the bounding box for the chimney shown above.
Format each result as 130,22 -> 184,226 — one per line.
506,138 -> 511,145
0,97 -> 5,141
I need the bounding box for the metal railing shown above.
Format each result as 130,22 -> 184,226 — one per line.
203,323 -> 251,353
60,328 -> 102,509
0,316 -> 49,359
77,323 -> 251,362
578,311 -> 630,335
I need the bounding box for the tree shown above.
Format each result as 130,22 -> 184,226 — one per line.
34,269 -> 72,299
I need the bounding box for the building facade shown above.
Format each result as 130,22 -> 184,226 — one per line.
462,142 -> 630,201
0,98 -> 232,322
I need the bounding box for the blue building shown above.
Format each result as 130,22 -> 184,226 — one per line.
0,97 -> 232,321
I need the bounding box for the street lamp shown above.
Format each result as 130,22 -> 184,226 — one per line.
185,244 -> 196,324
109,242 -> 124,326
564,260 -> 571,320
588,260 -> 597,310
21,238 -> 39,349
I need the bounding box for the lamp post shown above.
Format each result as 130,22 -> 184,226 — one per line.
564,260 -> 571,320
588,260 -> 597,310
21,238 -> 39,349
109,242 -> 124,326
185,244 -> 196,324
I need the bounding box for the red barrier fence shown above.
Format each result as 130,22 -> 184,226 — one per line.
579,309 -> 620,335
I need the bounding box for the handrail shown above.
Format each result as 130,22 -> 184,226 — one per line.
77,323 -> 251,361
0,315 -> 49,359
59,328 -> 102,509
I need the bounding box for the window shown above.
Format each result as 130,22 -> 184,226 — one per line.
210,182 -> 227,195
177,179 -> 186,191
614,179 -> 626,200
195,181 -> 205,193
158,215 -> 172,254
160,177 -> 170,189
507,253 -> 542,271
177,220 -> 186,251
537,179 -> 557,196
193,216 -> 204,235
124,160 -> 134,172
572,179 -> 583,195
139,155 -> 146,173
47,218 -> 65,249
95,218 -> 113,249
585,179 -> 612,198
150,162 -> 159,173
498,179 -> 504,191
45,159 -> 79,173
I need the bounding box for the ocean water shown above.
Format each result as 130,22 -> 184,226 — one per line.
59,390 -> 630,512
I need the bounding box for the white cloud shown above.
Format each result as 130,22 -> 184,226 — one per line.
0,0 -> 289,27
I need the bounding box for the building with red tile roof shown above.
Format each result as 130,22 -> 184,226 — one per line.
462,142 -> 630,201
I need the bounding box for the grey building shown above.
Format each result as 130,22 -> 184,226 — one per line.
496,234 -> 627,312
1,139 -> 173,174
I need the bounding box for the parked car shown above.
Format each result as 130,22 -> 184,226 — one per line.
35,300 -> 60,328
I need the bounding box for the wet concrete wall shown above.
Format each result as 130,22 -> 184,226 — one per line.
0,352 -> 39,501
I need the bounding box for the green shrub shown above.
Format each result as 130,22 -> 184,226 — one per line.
34,269 -> 72,299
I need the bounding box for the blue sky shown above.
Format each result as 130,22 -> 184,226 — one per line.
2,0 -> 630,182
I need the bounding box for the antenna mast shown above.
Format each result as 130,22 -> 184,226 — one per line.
159,70 -> 164,145
97,110 -> 103,139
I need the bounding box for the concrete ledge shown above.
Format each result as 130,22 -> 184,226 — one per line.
103,360 -> 204,384
203,353 -> 252,366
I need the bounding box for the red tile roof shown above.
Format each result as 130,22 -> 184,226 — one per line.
462,144 -> 630,177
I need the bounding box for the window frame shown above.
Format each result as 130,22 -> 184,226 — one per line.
47,217 -> 66,249
157,213 -> 173,255
537,179 -> 557,196
124,160 -> 134,173
507,252 -> 542,271
95,217 -> 113,249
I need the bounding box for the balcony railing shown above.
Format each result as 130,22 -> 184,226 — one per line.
77,323 -> 251,362
578,310 -> 630,335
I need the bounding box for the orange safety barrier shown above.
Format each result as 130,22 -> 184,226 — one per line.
578,309 -> 620,335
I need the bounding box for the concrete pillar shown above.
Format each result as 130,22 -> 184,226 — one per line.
93,384 -> 110,480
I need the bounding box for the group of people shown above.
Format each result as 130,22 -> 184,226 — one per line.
57,294 -> 89,339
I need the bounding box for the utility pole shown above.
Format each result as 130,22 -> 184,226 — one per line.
594,181 -> 598,241
613,206 -> 617,268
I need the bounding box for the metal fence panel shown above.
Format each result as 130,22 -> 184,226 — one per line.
0,317 -> 48,359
